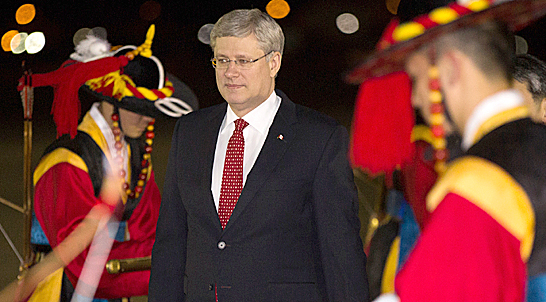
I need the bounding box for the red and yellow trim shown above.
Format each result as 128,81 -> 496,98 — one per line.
426,156 -> 535,261
34,113 -> 107,185
34,149 -> 88,185
77,112 -> 111,156
84,25 -> 174,103
85,71 -> 174,102
392,0 -> 492,43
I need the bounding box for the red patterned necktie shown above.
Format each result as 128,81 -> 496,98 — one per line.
218,118 -> 249,229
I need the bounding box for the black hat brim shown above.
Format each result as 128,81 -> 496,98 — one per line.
79,85 -> 163,118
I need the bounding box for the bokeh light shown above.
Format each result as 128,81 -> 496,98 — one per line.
515,35 -> 528,55
25,32 -> 46,54
15,4 -> 36,25
139,0 -> 161,21
11,32 -> 28,54
73,28 -> 91,46
336,13 -> 359,34
2,30 -> 19,52
198,24 -> 214,45
89,27 -> 107,40
266,0 -> 290,19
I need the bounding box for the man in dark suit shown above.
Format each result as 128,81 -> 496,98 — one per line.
148,8 -> 369,302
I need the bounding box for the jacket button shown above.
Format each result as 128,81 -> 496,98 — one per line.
209,284 -> 214,291
218,241 -> 226,250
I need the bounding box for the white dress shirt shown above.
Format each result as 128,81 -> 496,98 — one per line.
211,91 -> 282,210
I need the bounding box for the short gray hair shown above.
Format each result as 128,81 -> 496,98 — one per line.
210,9 -> 285,56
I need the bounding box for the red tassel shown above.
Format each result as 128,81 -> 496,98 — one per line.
30,56 -> 128,138
349,71 -> 415,177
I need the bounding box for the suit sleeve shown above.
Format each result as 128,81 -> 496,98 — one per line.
149,118 -> 188,302
312,125 -> 370,301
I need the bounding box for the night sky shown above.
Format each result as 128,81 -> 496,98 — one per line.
0,0 -> 545,291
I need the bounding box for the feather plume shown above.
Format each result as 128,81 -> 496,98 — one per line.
70,35 -> 112,62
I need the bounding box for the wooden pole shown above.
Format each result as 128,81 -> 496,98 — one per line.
21,66 -> 34,269
22,119 -> 32,264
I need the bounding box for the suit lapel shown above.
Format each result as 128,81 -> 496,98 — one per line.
200,103 -> 227,230
225,91 -> 298,230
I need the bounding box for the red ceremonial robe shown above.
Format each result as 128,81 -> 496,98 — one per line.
33,111 -> 161,299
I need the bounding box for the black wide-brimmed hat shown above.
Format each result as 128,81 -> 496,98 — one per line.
79,25 -> 196,119
346,0 -> 546,84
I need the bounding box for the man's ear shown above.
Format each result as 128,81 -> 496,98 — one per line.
269,51 -> 282,78
439,50 -> 462,87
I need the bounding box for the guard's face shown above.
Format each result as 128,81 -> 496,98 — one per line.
405,52 -> 433,124
119,108 -> 154,138
214,35 -> 281,117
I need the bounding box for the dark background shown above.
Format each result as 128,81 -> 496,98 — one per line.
0,0 -> 545,292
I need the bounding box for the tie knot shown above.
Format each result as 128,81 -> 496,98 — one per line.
234,118 -> 249,132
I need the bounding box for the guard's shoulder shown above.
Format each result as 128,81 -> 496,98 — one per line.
427,156 -> 534,261
34,148 -> 87,185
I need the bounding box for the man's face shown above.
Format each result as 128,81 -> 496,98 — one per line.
405,52 -> 433,124
405,51 -> 457,134
214,35 -> 280,116
513,80 -> 546,124
119,108 -> 154,138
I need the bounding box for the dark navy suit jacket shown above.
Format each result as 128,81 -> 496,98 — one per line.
149,90 -> 369,301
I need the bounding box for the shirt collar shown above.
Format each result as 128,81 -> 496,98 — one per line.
462,89 -> 524,151
89,103 -> 115,141
88,103 -> 128,161
223,90 -> 280,134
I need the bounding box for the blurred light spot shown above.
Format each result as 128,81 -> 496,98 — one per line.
25,32 -> 46,54
139,0 -> 161,21
11,32 -> 28,54
515,35 -> 528,55
371,217 -> 379,228
266,0 -> 290,19
336,13 -> 359,34
2,30 -> 19,52
89,27 -> 108,40
386,0 -> 402,15
198,23 -> 214,45
73,28 -> 91,47
16,4 -> 36,25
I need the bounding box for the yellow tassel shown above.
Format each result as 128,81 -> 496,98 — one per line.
128,24 -> 155,58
